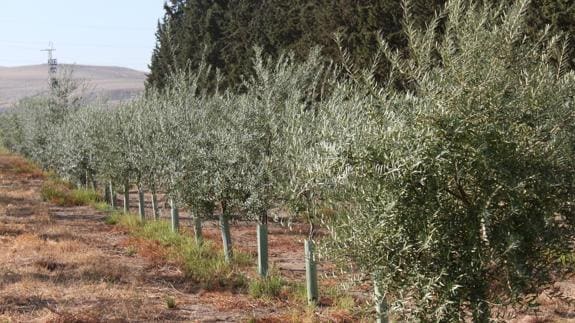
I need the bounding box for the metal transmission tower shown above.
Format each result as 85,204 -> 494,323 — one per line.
40,42 -> 58,77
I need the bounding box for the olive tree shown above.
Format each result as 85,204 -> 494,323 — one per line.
0,97 -> 54,163
166,69 -> 247,260
7,67 -> 87,169
234,49 -> 337,277
97,103 -> 138,213
51,104 -> 108,187
326,0 -> 575,321
151,67 -> 218,235
122,96 -> 163,221
188,92 -> 246,262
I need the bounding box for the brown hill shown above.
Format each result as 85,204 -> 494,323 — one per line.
0,64 -> 145,108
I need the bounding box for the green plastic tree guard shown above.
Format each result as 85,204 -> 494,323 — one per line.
374,277 -> 389,323
109,181 -> 115,209
220,213 -> 233,262
123,181 -> 130,214
305,239 -> 319,304
170,198 -> 179,233
193,215 -> 203,245
257,222 -> 268,277
138,185 -> 145,221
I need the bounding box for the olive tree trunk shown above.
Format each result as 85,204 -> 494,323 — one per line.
373,276 -> 389,323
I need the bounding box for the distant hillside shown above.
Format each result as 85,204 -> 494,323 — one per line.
0,64 -> 146,108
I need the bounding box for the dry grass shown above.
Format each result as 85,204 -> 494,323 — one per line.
40,177 -> 102,207
0,229 -> 147,322
0,220 -> 256,321
8,158 -> 44,178
0,155 -> 219,321
109,213 -> 250,291
0,151 -> 44,178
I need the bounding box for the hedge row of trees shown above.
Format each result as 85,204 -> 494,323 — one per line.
147,0 -> 574,90
2,1 -> 574,321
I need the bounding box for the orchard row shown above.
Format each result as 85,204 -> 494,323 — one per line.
1,1 -> 574,321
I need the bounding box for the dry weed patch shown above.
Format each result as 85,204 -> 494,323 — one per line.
34,257 -> 70,272
38,230 -> 80,243
76,256 -> 132,284
40,177 -> 101,207
109,213 -> 250,291
5,156 -> 44,179
0,226 -> 23,237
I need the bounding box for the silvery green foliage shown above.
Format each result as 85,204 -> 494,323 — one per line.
90,105 -> 126,188
120,93 -> 169,206
279,66 -> 373,229
151,67 -> 215,212
50,104 -> 108,184
236,49 -> 334,221
326,0 -> 575,321
2,69 -> 83,172
0,97 -> 53,161
198,90 -> 245,261
102,102 -> 138,188
0,69 -> 85,169
132,92 -> 165,192
0,109 -> 23,153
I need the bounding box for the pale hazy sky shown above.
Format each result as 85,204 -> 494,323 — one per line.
0,1 -> 165,71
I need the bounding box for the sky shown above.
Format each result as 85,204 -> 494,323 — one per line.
0,1 -> 165,72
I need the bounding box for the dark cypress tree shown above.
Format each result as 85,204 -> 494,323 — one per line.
146,0 -> 573,90
147,1 -> 186,89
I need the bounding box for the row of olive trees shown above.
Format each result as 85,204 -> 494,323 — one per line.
1,49 -> 368,303
1,0 -> 573,321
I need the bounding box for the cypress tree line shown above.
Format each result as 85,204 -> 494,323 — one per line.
147,0 -> 573,90
146,0 -> 446,90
